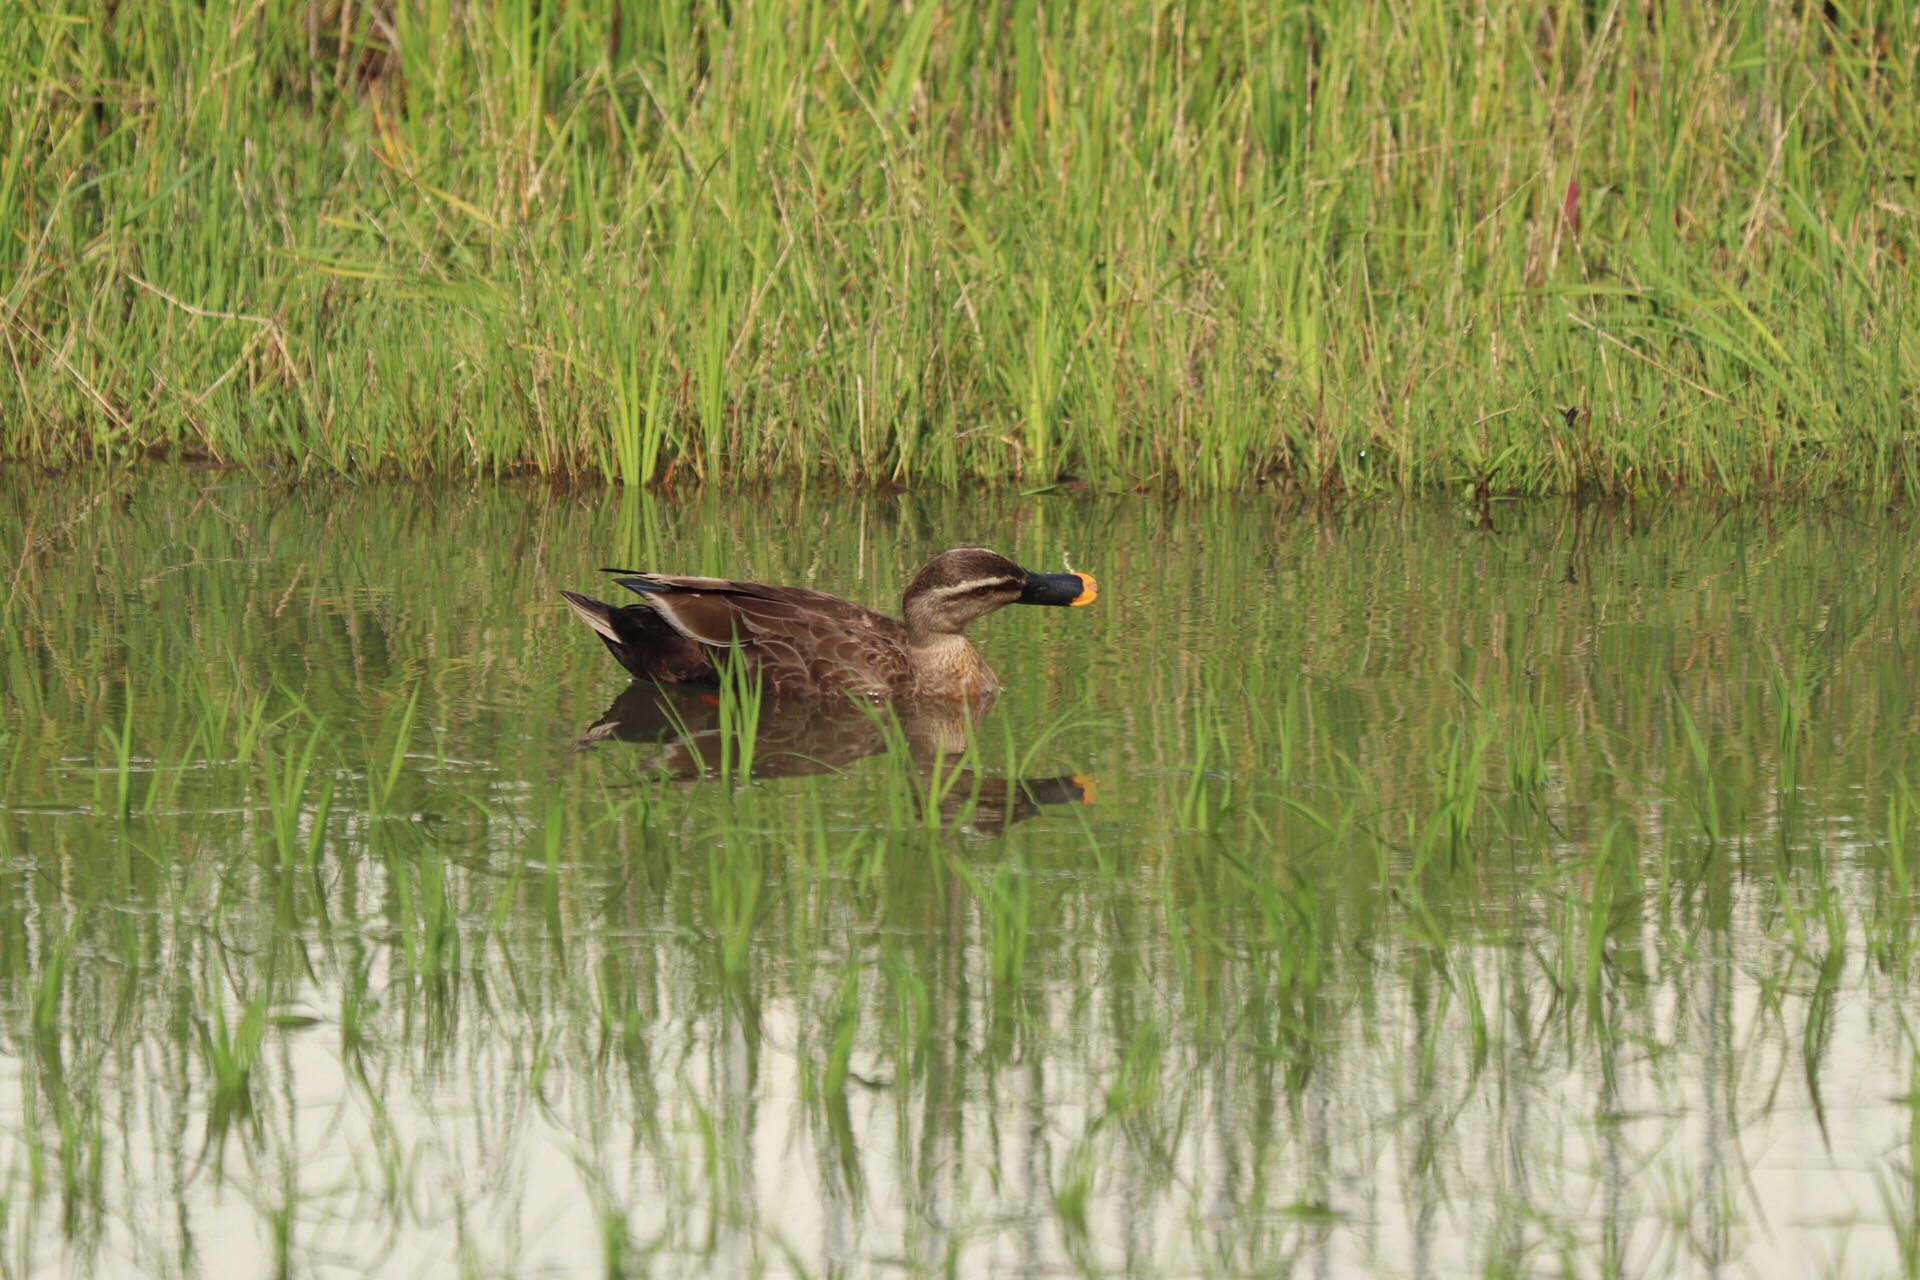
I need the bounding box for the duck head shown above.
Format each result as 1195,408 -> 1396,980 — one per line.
901,547 -> 1098,640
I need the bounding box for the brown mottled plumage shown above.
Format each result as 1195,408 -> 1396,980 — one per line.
560,547 -> 1097,700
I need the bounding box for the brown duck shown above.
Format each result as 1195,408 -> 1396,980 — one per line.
560,547 -> 1097,700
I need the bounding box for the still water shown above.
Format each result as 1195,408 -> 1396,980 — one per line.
3,480 -> 1918,1277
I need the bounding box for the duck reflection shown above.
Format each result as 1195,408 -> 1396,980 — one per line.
576,684 -> 1093,835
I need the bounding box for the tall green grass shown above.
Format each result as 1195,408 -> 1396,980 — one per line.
2,1 -> 1915,493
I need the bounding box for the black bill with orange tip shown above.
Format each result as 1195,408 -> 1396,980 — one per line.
1016,569 -> 1098,607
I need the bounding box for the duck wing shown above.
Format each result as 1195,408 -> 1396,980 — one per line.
609,575 -> 914,698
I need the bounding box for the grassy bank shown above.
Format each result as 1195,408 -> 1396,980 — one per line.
3,1 -> 1916,493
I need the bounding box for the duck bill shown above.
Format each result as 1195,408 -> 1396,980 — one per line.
1016,570 -> 1098,608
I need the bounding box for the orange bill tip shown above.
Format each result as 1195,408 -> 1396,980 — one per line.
1071,774 -> 1098,805
1069,572 -> 1098,607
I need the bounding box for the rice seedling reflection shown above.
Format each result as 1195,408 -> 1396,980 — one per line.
575,683 -> 1094,837
5,483 -> 1920,1276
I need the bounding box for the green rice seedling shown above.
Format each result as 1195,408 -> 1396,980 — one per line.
1868,904 -> 1919,985
861,700 -> 984,834
879,949 -> 930,1076
1456,949 -> 1493,1077
712,648 -> 764,788
950,855 -> 1031,1013
1801,881 -> 1849,1133
1218,848 -> 1327,1025
338,955 -> 374,1065
1891,777 -> 1916,902
789,785 -> 845,882
812,964 -> 867,1201
2,725 -> 23,803
820,967 -> 861,1102
1669,687 -> 1723,851
228,690 -> 277,764
1264,669 -> 1305,787
919,744 -> 982,835
1051,1135 -> 1097,1243
598,1200 -> 637,1280
681,1081 -> 724,1253
998,701 -> 1097,783
1579,822 -> 1636,1032
97,689 -> 137,824
1176,706 -> 1235,834
199,988 -> 270,1141
706,833 -> 765,982
1872,779 -> 1919,979
267,1189 -> 295,1280
29,920 -> 74,1038
1770,658 -> 1815,808
366,686 -> 422,820
31,1062 -> 106,1247
1154,849 -> 1205,1016
480,798 -> 545,945
410,851 -> 462,986
646,690 -> 710,780
261,718 -> 332,873
1430,714 -> 1496,862
983,858 -> 1031,1000
1876,1050 -> 1920,1278
1506,690 -> 1551,795
594,777 -> 659,846
644,653 -> 762,789
1102,1020 -> 1167,1129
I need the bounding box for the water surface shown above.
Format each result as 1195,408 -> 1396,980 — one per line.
4,480 -> 1918,1277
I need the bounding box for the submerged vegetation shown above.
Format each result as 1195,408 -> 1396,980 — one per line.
3,1 -> 1917,492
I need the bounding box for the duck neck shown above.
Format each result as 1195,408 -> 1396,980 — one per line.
906,629 -> 972,661
906,631 -> 997,698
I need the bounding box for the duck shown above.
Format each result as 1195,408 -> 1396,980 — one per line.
560,547 -> 1097,700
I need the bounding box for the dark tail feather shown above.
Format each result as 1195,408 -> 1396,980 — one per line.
596,567 -> 671,597
561,591 -> 624,644
560,590 -> 715,684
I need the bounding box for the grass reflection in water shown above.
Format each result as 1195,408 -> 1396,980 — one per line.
2,479 -> 1918,1277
